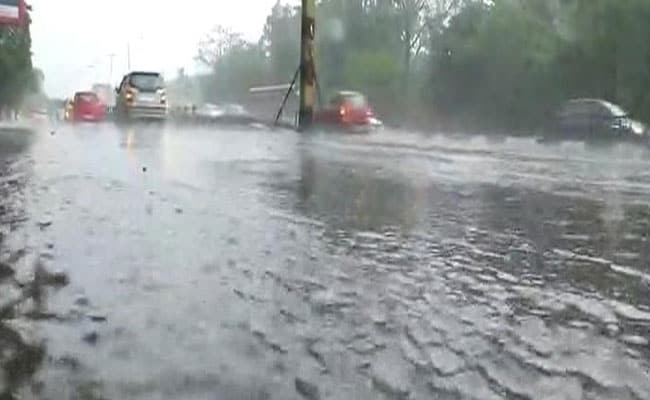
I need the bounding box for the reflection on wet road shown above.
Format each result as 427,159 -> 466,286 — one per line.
1,123 -> 649,399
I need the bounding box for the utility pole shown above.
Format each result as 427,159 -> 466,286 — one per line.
127,43 -> 131,70
298,0 -> 316,131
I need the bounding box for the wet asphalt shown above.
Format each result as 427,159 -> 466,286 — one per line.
0,121 -> 649,399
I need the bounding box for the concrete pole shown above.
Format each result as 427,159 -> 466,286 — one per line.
298,0 -> 316,131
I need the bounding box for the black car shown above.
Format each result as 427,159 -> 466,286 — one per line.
552,98 -> 646,140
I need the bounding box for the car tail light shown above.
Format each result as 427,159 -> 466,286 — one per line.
339,107 -> 346,117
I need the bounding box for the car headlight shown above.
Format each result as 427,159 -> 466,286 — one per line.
631,120 -> 646,135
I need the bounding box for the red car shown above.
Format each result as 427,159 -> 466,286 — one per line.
72,91 -> 106,122
314,91 -> 382,132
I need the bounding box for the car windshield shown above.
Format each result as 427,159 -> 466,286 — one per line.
129,74 -> 164,91
342,94 -> 367,108
4,2 -> 650,400
603,101 -> 627,117
329,94 -> 367,108
75,93 -> 98,103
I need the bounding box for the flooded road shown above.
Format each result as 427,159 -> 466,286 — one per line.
1,123 -> 649,399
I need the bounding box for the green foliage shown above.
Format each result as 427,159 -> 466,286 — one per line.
261,2 -> 300,84
432,0 -> 650,129
195,25 -> 269,101
0,22 -> 34,111
344,51 -> 400,88
431,0 -> 564,127
188,0 -> 650,130
561,0 -> 650,121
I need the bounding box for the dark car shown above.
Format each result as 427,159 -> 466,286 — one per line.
314,91 -> 382,132
553,98 -> 646,140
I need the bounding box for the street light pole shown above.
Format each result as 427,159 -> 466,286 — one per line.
298,0 -> 316,131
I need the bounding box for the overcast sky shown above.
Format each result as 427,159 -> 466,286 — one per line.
30,0 -> 298,97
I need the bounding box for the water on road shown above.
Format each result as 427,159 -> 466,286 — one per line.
1,122 -> 649,399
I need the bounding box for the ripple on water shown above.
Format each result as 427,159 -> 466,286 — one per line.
479,354 -> 583,400
371,349 -> 412,399
429,311 -> 474,339
506,324 -> 650,399
620,334 -> 649,347
405,321 -> 445,347
430,370 -> 503,400
512,317 -> 556,357
563,352 -> 650,399
399,335 -> 428,369
429,346 -> 466,376
447,334 -> 492,359
608,300 -> 650,322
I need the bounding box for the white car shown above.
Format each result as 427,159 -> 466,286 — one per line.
196,103 -> 225,120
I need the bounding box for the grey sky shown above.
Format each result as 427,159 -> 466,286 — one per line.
30,0 -> 297,97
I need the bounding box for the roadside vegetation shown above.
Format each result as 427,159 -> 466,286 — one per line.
170,0 -> 650,132
0,13 -> 43,120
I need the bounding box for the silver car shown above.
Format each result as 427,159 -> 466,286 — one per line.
115,71 -> 168,121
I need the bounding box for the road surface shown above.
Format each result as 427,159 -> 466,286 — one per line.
1,122 -> 649,399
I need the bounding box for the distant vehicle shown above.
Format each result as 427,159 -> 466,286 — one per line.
72,91 -> 106,122
64,98 -> 74,121
195,103 -> 255,124
195,103 -> 224,121
115,71 -> 168,121
314,91 -> 381,132
552,98 -> 646,140
223,104 -> 251,117
92,83 -> 115,109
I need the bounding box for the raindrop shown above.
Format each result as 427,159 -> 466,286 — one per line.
0,262 -> 14,281
82,331 -> 99,345
88,313 -> 108,323
74,295 -> 90,307
295,378 -> 321,400
37,217 -> 53,230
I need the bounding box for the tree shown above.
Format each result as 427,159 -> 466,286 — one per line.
196,25 -> 268,101
260,1 -> 300,84
31,68 -> 44,93
557,0 -> 650,121
197,26 -> 247,68
185,0 -> 650,130
393,0 -> 429,83
0,19 -> 34,117
428,0 -> 565,129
